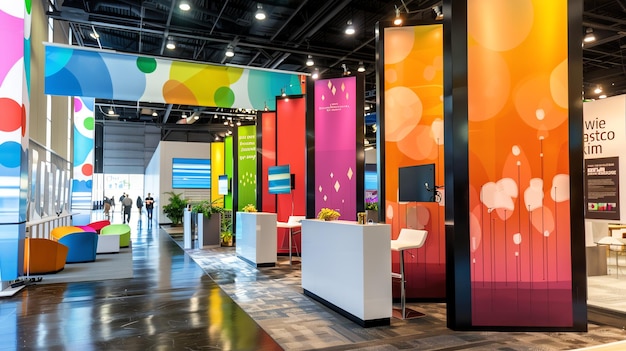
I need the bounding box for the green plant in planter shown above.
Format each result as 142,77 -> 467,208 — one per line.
220,216 -> 233,246
162,191 -> 189,225
191,198 -> 225,219
365,201 -> 379,211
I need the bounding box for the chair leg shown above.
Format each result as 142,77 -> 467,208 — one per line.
392,249 -> 425,319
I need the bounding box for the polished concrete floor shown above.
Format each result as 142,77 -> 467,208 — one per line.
0,218 -> 281,351
2,214 -> 626,350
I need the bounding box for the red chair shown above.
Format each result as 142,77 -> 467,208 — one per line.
87,220 -> 111,234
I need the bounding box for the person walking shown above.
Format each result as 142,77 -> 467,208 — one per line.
144,193 -> 154,220
136,196 -> 143,217
119,193 -> 126,217
122,194 -> 133,223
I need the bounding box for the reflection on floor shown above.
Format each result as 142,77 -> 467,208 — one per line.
2,213 -> 626,351
0,216 -> 281,351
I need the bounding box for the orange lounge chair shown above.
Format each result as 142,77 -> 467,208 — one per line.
23,238 -> 69,275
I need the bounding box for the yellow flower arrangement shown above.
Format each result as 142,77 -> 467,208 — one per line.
243,204 -> 257,212
317,208 -> 340,221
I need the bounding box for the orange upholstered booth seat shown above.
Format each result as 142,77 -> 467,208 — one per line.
51,226 -> 85,240
23,238 -> 69,275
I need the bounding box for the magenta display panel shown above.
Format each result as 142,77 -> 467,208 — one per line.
314,77 -> 357,220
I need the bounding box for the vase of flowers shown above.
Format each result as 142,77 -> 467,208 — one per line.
317,208 -> 340,221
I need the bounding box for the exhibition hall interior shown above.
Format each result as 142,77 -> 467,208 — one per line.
2,0 -> 626,350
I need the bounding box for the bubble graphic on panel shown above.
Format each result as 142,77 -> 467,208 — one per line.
136,56 -> 157,73
214,86 -> 235,107
0,141 -> 22,168
0,98 -> 22,131
74,97 -> 82,112
82,163 -> 93,177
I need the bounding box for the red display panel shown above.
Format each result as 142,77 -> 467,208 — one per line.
276,97 -> 306,253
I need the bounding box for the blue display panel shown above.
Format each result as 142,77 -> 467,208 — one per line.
268,165 -> 291,194
172,158 -> 211,189
365,164 -> 378,190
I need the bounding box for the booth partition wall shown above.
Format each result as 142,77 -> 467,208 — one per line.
378,23 -> 446,301
443,0 -> 586,330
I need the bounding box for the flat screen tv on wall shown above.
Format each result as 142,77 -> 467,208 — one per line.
268,165 -> 292,194
172,158 -> 211,189
218,174 -> 229,195
398,163 -> 436,202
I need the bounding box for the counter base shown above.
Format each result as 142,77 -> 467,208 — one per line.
303,289 -> 390,328
237,255 -> 275,268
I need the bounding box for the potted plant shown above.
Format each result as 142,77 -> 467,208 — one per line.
365,201 -> 379,223
192,198 -> 225,219
191,198 -> 224,247
220,216 -> 233,246
242,203 -> 257,212
317,208 -> 340,221
162,191 -> 188,225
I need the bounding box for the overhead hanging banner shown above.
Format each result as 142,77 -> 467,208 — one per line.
44,44 -> 304,111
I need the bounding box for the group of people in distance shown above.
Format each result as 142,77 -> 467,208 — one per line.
103,193 -> 154,223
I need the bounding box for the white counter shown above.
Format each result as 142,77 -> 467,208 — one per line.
235,212 -> 277,267
301,219 -> 392,327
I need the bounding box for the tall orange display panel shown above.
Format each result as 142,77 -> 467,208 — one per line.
444,0 -> 586,330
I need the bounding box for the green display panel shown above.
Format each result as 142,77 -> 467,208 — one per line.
237,126 -> 256,210
225,136 -> 233,210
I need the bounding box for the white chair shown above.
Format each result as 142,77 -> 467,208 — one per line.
277,215 -> 306,265
391,228 -> 428,319
597,235 -> 626,277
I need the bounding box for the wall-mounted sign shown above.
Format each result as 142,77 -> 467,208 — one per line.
585,156 -> 620,220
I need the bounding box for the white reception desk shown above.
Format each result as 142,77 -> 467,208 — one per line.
235,212 -> 277,267
301,219 -> 391,327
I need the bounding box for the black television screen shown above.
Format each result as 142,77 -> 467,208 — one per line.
218,175 -> 229,195
398,164 -> 436,202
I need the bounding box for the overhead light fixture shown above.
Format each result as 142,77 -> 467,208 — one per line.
236,121 -> 242,126
179,1 -> 191,11
108,107 -> 115,115
215,135 -> 220,141
393,7 -> 403,25
312,68 -> 319,80
181,112 -> 188,119
341,63 -> 350,76
306,55 -> 314,66
281,88 -> 286,97
345,20 -> 355,35
225,45 -> 235,57
584,27 -> 596,43
433,6 -> 443,20
152,110 -> 158,117
90,30 -> 100,39
224,120 -> 229,125
255,3 -> 266,20
594,86 -> 602,94
264,101 -> 269,111
599,94 -> 607,99
357,61 -> 365,72
166,38 -> 176,50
